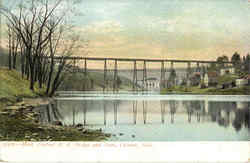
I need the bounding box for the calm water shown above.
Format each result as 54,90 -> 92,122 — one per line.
37,92 -> 250,141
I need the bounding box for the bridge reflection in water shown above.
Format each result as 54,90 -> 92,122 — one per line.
36,98 -> 250,132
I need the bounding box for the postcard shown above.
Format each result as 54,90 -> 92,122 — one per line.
0,0 -> 249,162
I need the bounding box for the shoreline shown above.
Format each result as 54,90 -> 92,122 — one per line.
0,97 -> 110,141
160,86 -> 250,95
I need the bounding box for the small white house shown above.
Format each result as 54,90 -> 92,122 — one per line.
236,102 -> 249,110
137,78 -> 160,89
235,79 -> 248,87
146,80 -> 160,88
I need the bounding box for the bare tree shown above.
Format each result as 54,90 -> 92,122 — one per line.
1,0 -> 84,94
47,31 -> 82,96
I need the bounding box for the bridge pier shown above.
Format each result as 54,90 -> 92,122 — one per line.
160,61 -> 166,89
143,61 -> 147,90
113,60 -> 118,93
187,62 -> 191,75
84,59 -> 87,91
196,62 -> 201,72
186,62 -> 192,86
169,62 -> 177,87
171,62 -> 174,70
200,64 -> 205,79
104,59 -> 107,92
133,61 -> 138,91
143,101 -> 147,124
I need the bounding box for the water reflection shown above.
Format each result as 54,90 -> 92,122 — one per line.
103,102 -> 107,125
37,98 -> 250,133
132,101 -> 137,125
83,101 -> 87,125
160,101 -> 165,123
143,101 -> 147,124
233,108 -> 250,132
169,100 -> 177,124
114,101 -> 118,125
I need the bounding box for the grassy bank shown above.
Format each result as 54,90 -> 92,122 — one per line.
161,85 -> 250,95
0,67 -> 45,109
0,67 -> 110,141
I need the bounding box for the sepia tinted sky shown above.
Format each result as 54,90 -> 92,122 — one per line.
72,0 -> 250,60
3,0 -> 250,60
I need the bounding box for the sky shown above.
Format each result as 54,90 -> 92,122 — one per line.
2,0 -> 250,62
71,0 -> 250,60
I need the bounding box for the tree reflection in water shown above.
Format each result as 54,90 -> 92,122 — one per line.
169,100 -> 178,124
37,99 -> 250,132
233,108 -> 250,132
183,101 -> 194,123
208,101 -> 249,131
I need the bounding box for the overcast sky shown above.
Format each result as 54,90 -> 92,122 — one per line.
3,0 -> 250,61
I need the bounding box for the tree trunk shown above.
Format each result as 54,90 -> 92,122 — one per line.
21,54 -> 25,78
34,62 -> 38,82
8,51 -> 12,70
12,53 -> 17,69
29,65 -> 35,90
25,56 -> 30,80
49,60 -> 65,97
12,33 -> 16,69
8,28 -> 12,70
29,53 -> 35,91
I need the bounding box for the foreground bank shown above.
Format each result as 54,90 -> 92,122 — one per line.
0,67 -> 110,141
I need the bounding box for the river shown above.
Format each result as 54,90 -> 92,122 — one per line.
37,91 -> 250,141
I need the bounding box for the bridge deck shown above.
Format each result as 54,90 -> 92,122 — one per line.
54,56 -> 232,64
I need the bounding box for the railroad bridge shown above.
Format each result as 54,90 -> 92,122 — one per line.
55,56 -> 232,92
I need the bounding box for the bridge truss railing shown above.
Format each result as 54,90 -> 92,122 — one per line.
54,56 -> 233,92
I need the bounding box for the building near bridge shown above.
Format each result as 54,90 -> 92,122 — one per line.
220,67 -> 235,76
235,74 -> 250,87
236,102 -> 249,110
236,78 -> 248,88
204,72 -> 218,87
137,78 -> 160,89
